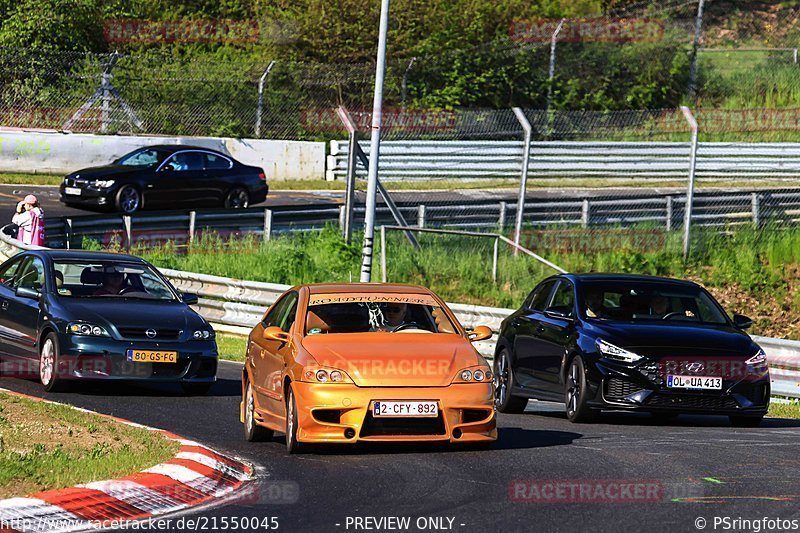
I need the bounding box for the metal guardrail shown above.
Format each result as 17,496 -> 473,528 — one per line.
40,188 -> 800,250
0,230 -> 798,398
327,140 -> 800,181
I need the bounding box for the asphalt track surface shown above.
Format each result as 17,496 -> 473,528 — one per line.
2,361 -> 800,533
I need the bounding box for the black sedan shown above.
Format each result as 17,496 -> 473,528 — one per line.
0,250 -> 217,394
494,274 -> 770,426
59,145 -> 268,213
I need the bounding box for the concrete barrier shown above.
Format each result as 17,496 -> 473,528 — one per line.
0,129 -> 326,181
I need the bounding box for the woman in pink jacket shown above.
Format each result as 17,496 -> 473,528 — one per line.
12,194 -> 45,246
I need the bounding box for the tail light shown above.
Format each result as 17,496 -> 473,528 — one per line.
258,172 -> 266,181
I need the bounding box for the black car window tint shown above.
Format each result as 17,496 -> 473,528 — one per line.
0,257 -> 22,287
204,153 -> 232,170
550,281 -> 575,315
186,152 -> 204,171
530,281 -> 556,312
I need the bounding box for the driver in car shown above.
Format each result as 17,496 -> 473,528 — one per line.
371,302 -> 412,332
94,271 -> 126,296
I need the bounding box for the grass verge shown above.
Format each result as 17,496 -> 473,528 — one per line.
0,392 -> 179,499
135,225 -> 800,340
767,400 -> 800,420
0,173 -> 63,186
217,333 -> 247,362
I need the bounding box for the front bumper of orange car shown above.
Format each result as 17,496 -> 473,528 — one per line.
291,381 -> 497,443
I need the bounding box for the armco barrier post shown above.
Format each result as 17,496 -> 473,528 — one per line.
263,209 -> 273,242
123,215 -> 132,252
417,205 -> 426,228
65,218 -> 72,250
681,106 -> 699,261
188,211 -> 196,243
751,192 -> 760,228
512,107 -> 532,255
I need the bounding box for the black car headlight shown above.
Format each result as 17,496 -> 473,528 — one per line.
93,179 -> 116,189
596,339 -> 643,363
68,322 -> 110,337
192,329 -> 215,340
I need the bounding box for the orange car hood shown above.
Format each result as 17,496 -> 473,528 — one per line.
301,333 -> 482,387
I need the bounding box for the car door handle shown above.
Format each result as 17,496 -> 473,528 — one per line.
0,300 -> 8,311
511,319 -> 521,327
536,325 -> 545,334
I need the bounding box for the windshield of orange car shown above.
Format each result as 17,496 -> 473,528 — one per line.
305,293 -> 457,334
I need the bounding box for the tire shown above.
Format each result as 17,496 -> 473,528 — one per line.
565,356 -> 597,423
494,348 -> 528,414
285,384 -> 302,454
40,332 -> 67,392
181,382 -> 213,396
729,415 -> 764,427
224,187 -> 250,209
244,381 -> 274,442
115,185 -> 141,213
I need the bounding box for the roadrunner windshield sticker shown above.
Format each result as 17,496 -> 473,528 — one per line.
309,293 -> 438,306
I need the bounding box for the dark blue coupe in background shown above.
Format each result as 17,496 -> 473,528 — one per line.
494,274 -> 770,426
0,250 -> 217,394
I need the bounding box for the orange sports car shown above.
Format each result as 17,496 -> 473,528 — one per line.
240,283 -> 497,452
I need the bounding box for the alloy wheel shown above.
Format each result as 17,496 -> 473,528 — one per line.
39,339 -> 54,386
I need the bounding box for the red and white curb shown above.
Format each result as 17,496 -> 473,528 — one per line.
0,389 -> 254,533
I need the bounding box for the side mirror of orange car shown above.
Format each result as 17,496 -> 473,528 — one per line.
468,325 -> 493,342
263,326 -> 290,343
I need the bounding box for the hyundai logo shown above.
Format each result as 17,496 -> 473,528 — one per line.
146,329 -> 157,339
686,362 -> 705,373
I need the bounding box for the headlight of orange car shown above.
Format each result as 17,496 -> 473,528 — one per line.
302,366 -> 354,384
452,366 -> 493,384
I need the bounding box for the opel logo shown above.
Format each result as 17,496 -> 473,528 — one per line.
146,329 -> 157,339
686,362 -> 705,373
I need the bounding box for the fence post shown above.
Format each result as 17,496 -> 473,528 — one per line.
512,107 -> 533,256
380,225 -> 387,283
665,196 -> 673,231
794,48 -> 798,64
401,57 -> 416,109
122,215 -> 132,252
417,204 -> 426,228
498,201 -> 507,229
188,211 -> 196,243
255,61 -> 276,137
492,237 -> 499,283
687,0 -> 706,100
546,19 -> 566,114
751,192 -> 760,228
65,218 -> 72,250
681,106 -> 699,261
263,208 -> 273,242
581,199 -> 590,228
